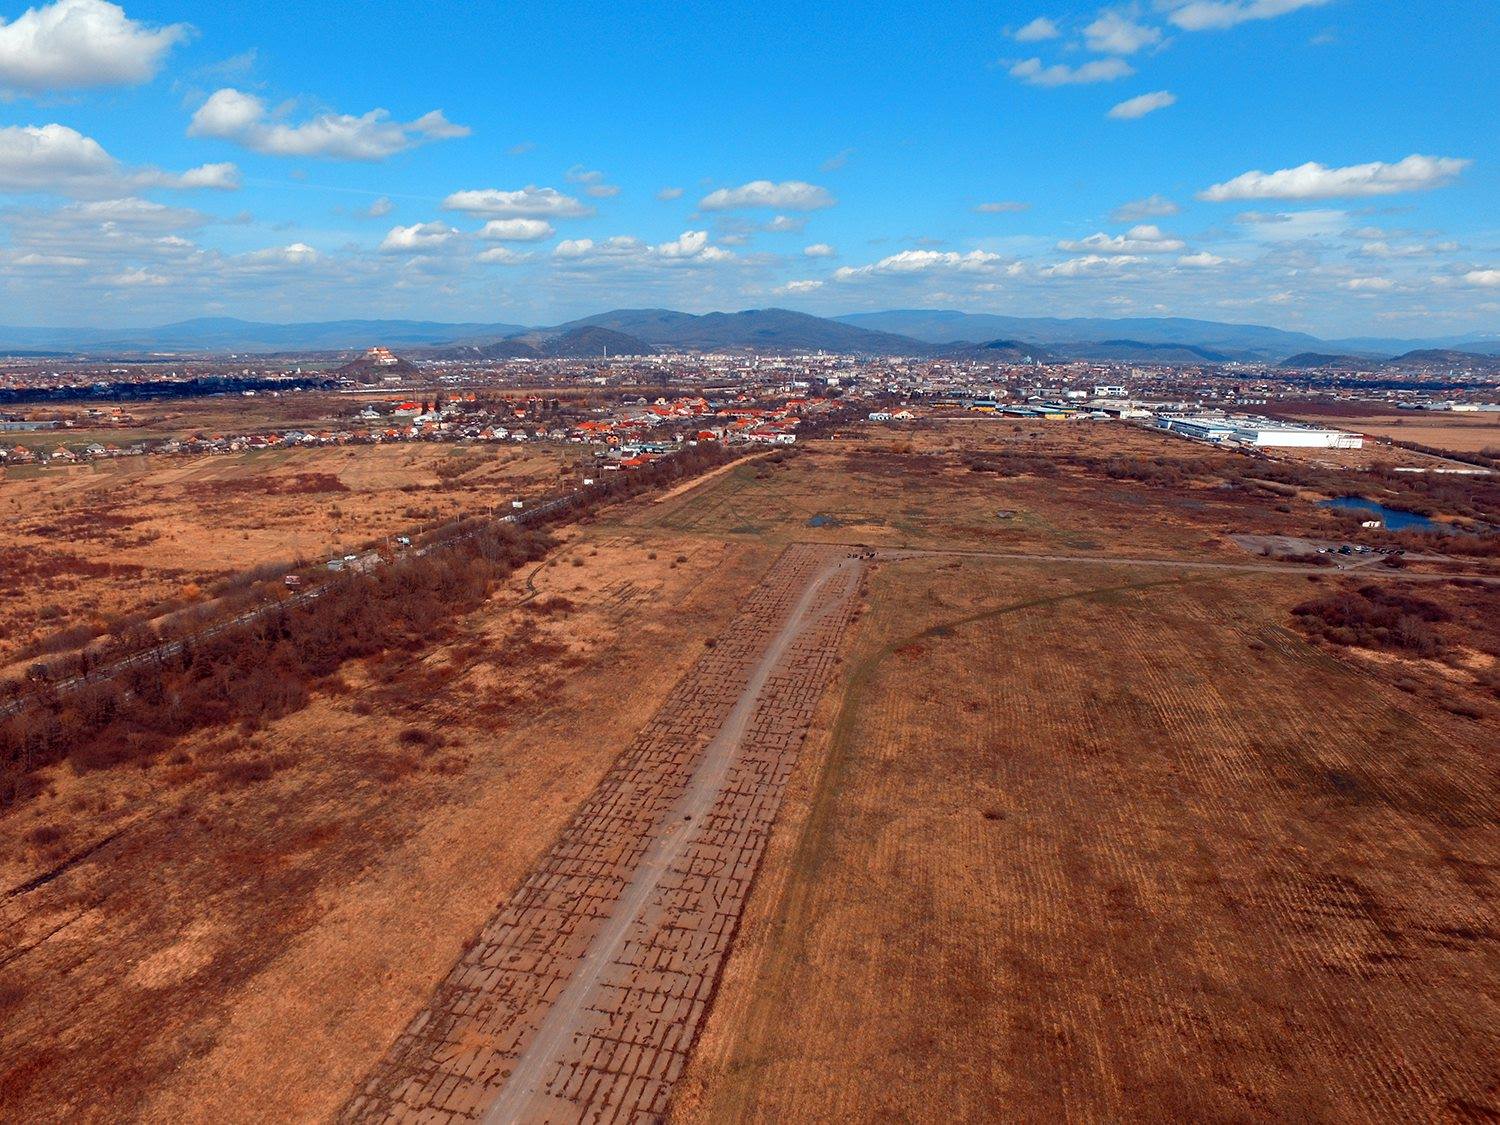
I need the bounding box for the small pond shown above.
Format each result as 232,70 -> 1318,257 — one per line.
1317,496 -> 1442,532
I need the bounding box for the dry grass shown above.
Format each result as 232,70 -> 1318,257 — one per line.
0,527 -> 775,1123
677,558 -> 1498,1121
0,443 -> 575,670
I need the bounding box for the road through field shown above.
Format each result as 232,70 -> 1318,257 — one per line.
343,543 -> 865,1124
481,552 -> 854,1124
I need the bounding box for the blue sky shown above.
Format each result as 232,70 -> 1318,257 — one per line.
0,0 -> 1495,336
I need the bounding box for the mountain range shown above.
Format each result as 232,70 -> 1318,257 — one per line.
1,309 -> 1496,367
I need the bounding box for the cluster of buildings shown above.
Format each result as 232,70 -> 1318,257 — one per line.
1154,414 -> 1364,449
0,390 -> 831,470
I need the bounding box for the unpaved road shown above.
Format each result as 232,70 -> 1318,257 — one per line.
342,543 -> 865,1124
482,553 -> 859,1123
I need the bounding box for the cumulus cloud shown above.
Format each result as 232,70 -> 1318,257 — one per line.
442,185 -> 592,218
833,249 -> 1003,280
698,180 -> 836,211
0,0 -> 188,93
1084,10 -> 1163,54
552,230 -> 733,266
1201,155 -> 1469,201
1041,254 -> 1146,276
0,123 -> 238,196
1463,269 -> 1500,288
1012,16 -> 1061,41
974,200 -> 1030,213
803,243 -> 836,257
1057,224 -> 1185,253
1178,251 -> 1227,266
763,214 -> 808,232
363,196 -> 394,218
1164,0 -> 1332,32
478,218 -> 553,241
1108,90 -> 1177,119
821,148 -> 855,172
477,246 -> 530,265
566,164 -> 620,198
380,221 -> 458,253
656,186 -> 684,201
1343,277 -> 1395,291
1111,194 -> 1179,222
1009,57 -> 1134,86
188,88 -> 470,161
776,279 -> 824,293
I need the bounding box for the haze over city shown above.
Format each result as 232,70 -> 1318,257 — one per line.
0,0 -> 1495,335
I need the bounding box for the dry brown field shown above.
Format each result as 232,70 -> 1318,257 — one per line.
675,556 -> 1498,1122
1278,405 -> 1500,455
0,525 -> 782,1122
2,416 -> 1495,1122
0,442 -> 577,669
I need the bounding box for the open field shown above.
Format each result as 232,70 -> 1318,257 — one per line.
0,442 -> 577,669
1278,404 -> 1500,455
0,525 -> 780,1122
676,556 -> 1498,1121
2,416 -> 1495,1122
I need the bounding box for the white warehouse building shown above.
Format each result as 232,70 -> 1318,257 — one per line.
1156,414 -> 1363,449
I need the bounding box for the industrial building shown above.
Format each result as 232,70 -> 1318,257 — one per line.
1155,414 -> 1363,449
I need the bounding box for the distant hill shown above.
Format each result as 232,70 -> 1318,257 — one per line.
428,326 -> 656,360
0,308 -> 1494,363
835,309 -> 1328,361
1278,353 -> 1376,370
0,317 -> 528,355
557,308 -> 938,355
1279,349 -> 1500,373
334,347 -> 418,383
941,338 -> 1056,363
1384,349 -> 1500,372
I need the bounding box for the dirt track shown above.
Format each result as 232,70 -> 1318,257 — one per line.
342,543 -> 864,1123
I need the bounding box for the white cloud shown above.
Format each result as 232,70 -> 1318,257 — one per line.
1358,239 -> 1459,259
552,230 -> 734,266
237,242 -> 319,269
1112,193 -> 1179,221
975,200 -> 1030,213
1084,10 -> 1163,54
764,214 -> 808,232
1164,0 -> 1332,32
656,186 -> 684,201
104,266 -> 169,286
380,221 -> 458,253
442,185 -> 592,218
364,196 -> 394,218
477,247 -> 529,265
821,148 -> 855,172
1009,57 -> 1134,86
1344,277 -> 1395,291
566,164 -> 619,198
1463,269 -> 1500,288
1201,155 -> 1469,201
0,123 -> 238,196
1012,16 -> 1061,41
1058,223 -> 1185,253
698,180 -> 836,211
189,88 -> 469,161
803,243 -> 836,257
1234,208 -> 1347,240
1108,90 -> 1177,119
776,279 -> 824,293
478,218 -> 554,241
1041,254 -> 1146,276
0,0 -> 188,93
1178,251 -> 1227,266
833,249 -> 1003,280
